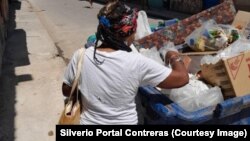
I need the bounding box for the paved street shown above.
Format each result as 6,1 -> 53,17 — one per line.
0,0 -> 161,141
28,0 -> 101,62
29,0 -> 161,63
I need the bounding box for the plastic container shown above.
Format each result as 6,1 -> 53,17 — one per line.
150,19 -> 179,32
139,86 -> 250,125
164,18 -> 179,27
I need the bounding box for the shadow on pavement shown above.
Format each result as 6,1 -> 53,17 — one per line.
0,1 -> 32,141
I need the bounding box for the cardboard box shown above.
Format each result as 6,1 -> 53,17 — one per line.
232,11 -> 250,41
201,51 -> 250,99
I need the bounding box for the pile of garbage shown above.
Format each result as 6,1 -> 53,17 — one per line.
134,0 -> 250,112
84,0 -> 250,113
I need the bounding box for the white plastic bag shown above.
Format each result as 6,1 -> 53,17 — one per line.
201,39 -> 250,65
161,75 -> 224,112
140,47 -> 164,65
134,11 -> 152,40
130,44 -> 139,53
176,87 -> 223,112
162,75 -> 209,102
158,42 -> 177,63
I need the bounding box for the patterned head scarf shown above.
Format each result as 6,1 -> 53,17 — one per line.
93,0 -> 138,64
98,1 -> 138,38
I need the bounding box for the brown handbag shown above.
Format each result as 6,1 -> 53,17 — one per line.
58,48 -> 85,125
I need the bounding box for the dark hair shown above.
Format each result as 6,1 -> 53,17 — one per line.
93,0 -> 138,64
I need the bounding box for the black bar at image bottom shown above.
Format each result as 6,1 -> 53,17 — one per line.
56,125 -> 250,140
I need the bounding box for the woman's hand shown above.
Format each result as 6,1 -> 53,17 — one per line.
165,51 -> 180,65
159,45 -> 178,63
157,50 -> 189,89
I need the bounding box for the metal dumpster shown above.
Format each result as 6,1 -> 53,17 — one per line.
139,86 -> 250,125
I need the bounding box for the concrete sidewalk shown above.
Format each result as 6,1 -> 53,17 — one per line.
0,0 -> 65,141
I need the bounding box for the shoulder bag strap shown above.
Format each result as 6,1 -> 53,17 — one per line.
69,48 -> 85,100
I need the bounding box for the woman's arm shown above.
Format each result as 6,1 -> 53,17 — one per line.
157,51 -> 189,89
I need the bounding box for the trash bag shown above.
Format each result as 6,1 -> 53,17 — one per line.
135,11 -> 152,40
201,39 -> 250,65
185,20 -> 240,52
161,75 -> 224,112
151,19 -> 179,32
139,47 -> 164,65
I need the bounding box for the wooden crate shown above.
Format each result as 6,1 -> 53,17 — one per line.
201,51 -> 250,99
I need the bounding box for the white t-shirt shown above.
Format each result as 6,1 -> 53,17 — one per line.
63,47 -> 172,125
